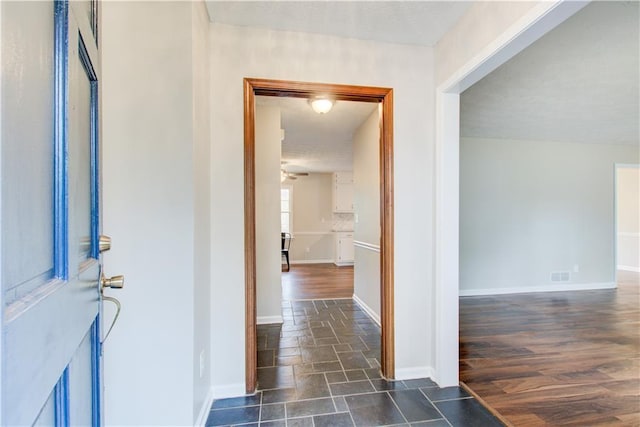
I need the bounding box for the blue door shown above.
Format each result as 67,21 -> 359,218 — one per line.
1,1 -> 113,424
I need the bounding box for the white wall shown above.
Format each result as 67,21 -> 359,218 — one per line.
285,173 -> 334,263
353,109 -> 381,320
209,23 -> 435,390
460,137 -> 639,295
102,2 -> 210,424
192,0 -> 212,422
255,105 -> 283,323
0,2 -> 4,421
617,167 -> 640,272
435,1 -> 540,85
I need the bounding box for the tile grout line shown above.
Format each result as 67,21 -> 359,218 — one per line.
385,390 -> 411,426
417,388 -> 453,427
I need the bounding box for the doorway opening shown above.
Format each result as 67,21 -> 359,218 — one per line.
244,78 -> 394,393
615,164 -> 640,280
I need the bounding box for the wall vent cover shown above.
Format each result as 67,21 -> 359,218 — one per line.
550,271 -> 571,282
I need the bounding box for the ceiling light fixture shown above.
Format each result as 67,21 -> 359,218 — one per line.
309,97 -> 334,114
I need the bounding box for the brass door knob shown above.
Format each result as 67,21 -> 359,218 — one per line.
102,274 -> 124,289
99,235 -> 112,252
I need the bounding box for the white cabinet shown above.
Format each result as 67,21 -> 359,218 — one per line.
333,172 -> 354,213
335,232 -> 354,266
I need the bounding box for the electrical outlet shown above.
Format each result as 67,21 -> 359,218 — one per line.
573,264 -> 579,273
305,247 -> 310,253
199,350 -> 205,378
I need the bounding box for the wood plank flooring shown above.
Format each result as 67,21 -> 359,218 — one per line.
460,271 -> 640,426
282,263 -> 354,300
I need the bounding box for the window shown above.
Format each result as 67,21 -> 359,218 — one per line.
281,186 -> 292,233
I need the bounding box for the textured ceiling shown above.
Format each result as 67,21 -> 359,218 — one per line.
205,1 -> 472,46
256,96 -> 378,173
461,1 -> 639,145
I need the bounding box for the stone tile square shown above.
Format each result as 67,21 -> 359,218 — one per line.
325,371 -> 348,384
294,364 -> 315,376
421,386 -> 470,402
260,403 -> 285,421
276,355 -> 303,366
366,358 -> 380,368
276,346 -> 300,357
313,412 -> 354,427
364,368 -> 382,379
282,329 -> 312,338
316,337 -> 340,346
410,420 -> 451,426
347,341 -> 370,351
370,378 -> 408,391
260,421 -> 286,427
258,350 -> 275,368
277,337 -> 300,349
434,398 -> 503,427
206,406 -> 260,426
295,373 -> 331,400
333,343 -> 352,352
301,346 -> 338,363
313,361 -> 343,372
298,336 -> 317,347
337,352 -> 371,370
329,380 -> 375,396
333,396 -> 348,412
403,378 -> 438,389
257,335 -> 267,350
344,392 -> 406,426
211,393 -> 262,410
311,327 -> 336,338
344,370 -> 367,382
257,366 -> 295,389
261,388 -> 297,404
389,389 -> 441,422
286,417 -> 314,427
286,398 -> 336,418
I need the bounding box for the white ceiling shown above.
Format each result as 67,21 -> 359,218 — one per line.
205,1 -> 472,47
218,1 -> 471,173
257,96 -> 378,173
461,1 -> 639,146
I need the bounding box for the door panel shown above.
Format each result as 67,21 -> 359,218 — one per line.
1,0 -> 55,302
1,1 -> 103,425
32,388 -> 56,426
69,329 -> 95,425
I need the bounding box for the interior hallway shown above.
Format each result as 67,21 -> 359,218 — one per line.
206,264 -> 503,426
460,271 -> 640,426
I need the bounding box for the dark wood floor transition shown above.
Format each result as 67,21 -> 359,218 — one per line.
460,271 -> 640,426
282,263 -> 354,300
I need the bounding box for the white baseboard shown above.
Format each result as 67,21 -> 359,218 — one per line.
395,366 -> 435,381
352,294 -> 381,327
289,259 -> 335,265
257,315 -> 283,325
334,261 -> 354,266
618,265 -> 640,273
211,383 -> 246,399
460,282 -> 616,296
194,387 -> 215,427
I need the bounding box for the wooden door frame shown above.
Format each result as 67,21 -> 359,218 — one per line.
244,78 -> 394,393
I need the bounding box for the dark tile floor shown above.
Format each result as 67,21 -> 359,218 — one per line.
207,299 -> 503,427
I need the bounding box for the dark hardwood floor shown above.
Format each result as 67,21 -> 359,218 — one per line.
460,271 -> 640,426
282,263 -> 354,300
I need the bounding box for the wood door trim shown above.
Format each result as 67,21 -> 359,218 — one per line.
244,78 -> 394,393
